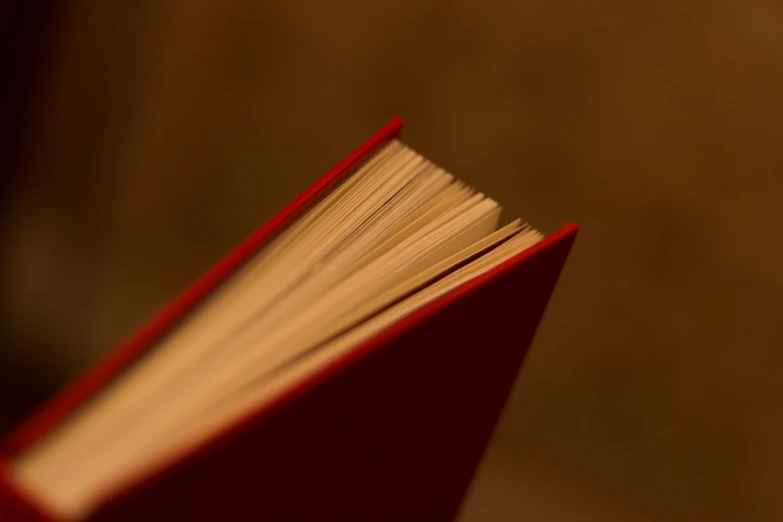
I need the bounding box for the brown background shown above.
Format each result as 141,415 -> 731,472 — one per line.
2,1 -> 783,520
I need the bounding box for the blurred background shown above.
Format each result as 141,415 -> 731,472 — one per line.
2,1 -> 782,520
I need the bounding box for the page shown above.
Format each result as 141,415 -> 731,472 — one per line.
10,140 -> 544,521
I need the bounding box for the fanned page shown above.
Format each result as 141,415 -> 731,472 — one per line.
10,139 -> 544,520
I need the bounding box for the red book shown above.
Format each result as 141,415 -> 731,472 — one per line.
0,117 -> 577,521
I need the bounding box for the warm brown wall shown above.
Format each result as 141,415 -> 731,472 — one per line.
2,1 -> 783,520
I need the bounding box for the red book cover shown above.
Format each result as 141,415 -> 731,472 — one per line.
0,118 -> 578,521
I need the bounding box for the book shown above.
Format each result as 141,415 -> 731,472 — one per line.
0,117 -> 578,522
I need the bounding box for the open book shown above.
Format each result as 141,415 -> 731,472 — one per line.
0,118 -> 577,522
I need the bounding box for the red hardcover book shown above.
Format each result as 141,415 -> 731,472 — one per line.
0,117 -> 578,522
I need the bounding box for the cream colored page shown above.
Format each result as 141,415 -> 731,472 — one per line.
79,167 -> 467,468
10,143 -> 406,472
13,141 -> 447,485
32,227 -> 543,520
11,142 -> 484,497
39,198 -> 501,504
10,140 -> 541,520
